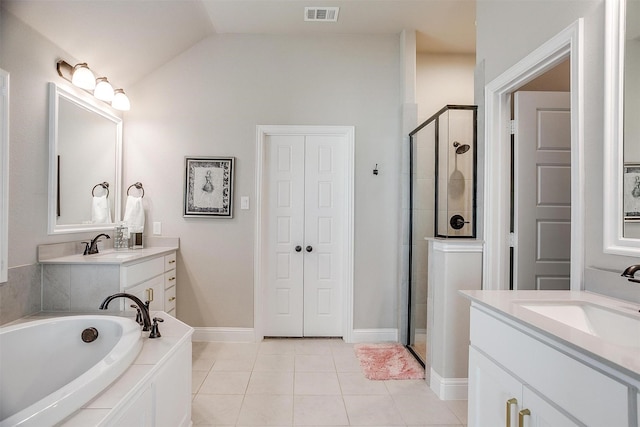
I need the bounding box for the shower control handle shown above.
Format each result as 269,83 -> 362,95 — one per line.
295,246 -> 302,252
450,214 -> 470,230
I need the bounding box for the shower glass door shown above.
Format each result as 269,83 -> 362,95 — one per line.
408,119 -> 436,365
407,105 -> 477,367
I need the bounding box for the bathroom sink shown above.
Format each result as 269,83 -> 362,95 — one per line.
516,301 -> 640,349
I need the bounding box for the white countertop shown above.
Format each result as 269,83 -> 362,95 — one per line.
461,290 -> 640,382
38,246 -> 178,265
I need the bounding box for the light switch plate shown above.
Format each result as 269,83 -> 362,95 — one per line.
241,196 -> 249,210
153,222 -> 162,235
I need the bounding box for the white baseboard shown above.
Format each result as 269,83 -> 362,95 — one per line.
192,327 -> 255,342
192,327 -> 399,344
429,368 -> 468,400
351,328 -> 398,343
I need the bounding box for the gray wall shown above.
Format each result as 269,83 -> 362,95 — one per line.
0,9 -> 106,324
125,33 -> 403,328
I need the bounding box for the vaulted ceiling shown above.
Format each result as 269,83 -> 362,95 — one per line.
2,0 -> 476,88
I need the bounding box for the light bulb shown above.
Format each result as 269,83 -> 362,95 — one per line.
71,63 -> 96,90
94,77 -> 114,102
112,89 -> 130,111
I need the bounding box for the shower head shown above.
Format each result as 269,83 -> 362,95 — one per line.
453,141 -> 470,155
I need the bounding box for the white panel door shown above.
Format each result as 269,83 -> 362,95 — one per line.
303,135 -> 344,336
265,135 -> 306,336
264,134 -> 344,337
514,91 -> 571,290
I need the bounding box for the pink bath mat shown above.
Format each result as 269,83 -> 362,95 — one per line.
354,343 -> 425,380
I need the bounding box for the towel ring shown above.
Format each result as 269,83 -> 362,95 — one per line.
127,182 -> 145,198
91,182 -> 109,197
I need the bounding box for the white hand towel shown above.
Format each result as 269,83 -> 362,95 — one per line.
91,195 -> 112,224
123,195 -> 145,233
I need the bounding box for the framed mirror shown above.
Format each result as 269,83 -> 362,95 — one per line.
1,69 -> 8,283
603,0 -> 640,254
48,83 -> 122,234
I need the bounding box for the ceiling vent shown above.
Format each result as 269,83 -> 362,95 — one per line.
304,7 -> 340,22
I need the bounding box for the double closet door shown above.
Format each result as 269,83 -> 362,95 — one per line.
264,134 -> 345,337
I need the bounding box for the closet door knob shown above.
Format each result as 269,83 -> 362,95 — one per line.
295,246 -> 302,252
306,246 -> 313,252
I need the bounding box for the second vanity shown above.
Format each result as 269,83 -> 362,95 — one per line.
462,290 -> 640,427
38,239 -> 179,316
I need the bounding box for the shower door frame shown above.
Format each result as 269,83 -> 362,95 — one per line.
406,105 -> 478,362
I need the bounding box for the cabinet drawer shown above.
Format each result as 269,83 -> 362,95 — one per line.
164,271 -> 177,290
165,285 -> 176,313
470,306 -> 629,427
164,252 -> 176,271
122,257 -> 164,288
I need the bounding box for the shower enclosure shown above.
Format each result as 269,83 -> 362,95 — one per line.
407,105 -> 477,365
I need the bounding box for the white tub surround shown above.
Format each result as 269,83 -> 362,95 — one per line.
426,238 -> 483,400
38,239 -> 179,314
0,315 -> 143,427
462,290 -> 640,427
59,312 -> 193,427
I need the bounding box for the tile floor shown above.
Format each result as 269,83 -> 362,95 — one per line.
191,338 -> 468,426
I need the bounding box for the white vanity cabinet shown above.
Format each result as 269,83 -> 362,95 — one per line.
469,347 -> 577,427
39,242 -> 179,313
121,251 -> 177,314
468,304 -> 633,427
163,252 -> 177,316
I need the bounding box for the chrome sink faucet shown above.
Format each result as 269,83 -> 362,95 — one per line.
621,264 -> 640,283
83,233 -> 111,255
99,293 -> 152,332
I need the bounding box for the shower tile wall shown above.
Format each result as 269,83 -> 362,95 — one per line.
0,264 -> 41,325
436,109 -> 475,237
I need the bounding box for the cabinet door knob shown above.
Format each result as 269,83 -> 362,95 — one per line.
506,398 -> 518,427
295,245 -> 302,252
168,296 -> 176,302
306,245 -> 313,252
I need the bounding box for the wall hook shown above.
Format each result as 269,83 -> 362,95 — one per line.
373,164 -> 379,175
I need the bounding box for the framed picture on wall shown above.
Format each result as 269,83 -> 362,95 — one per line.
184,156 -> 235,218
623,163 -> 640,220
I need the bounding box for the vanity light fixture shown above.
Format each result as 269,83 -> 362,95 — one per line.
55,59 -> 130,111
94,77 -> 114,102
70,63 -> 95,90
112,89 -> 130,111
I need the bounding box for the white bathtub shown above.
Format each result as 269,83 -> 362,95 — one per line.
0,315 -> 143,427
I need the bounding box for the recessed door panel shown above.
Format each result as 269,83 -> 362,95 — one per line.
318,217 -> 332,244
277,217 -> 291,243
277,181 -> 291,208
